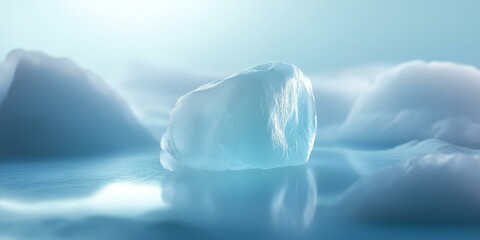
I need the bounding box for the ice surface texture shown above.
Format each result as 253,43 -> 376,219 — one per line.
160,63 -> 317,171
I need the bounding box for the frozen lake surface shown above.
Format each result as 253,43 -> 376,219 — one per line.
1,144 -> 480,240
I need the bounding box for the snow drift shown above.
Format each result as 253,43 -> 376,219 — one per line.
338,151 -> 480,223
338,61 -> 480,149
0,50 -> 156,157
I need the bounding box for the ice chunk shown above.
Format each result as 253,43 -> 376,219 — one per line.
160,63 -> 317,171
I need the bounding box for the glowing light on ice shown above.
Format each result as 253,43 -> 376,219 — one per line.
160,63 -> 317,171
0,182 -> 166,218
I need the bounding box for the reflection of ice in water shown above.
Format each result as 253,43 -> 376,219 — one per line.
271,168 -> 317,231
0,182 -> 166,218
161,166 -> 317,233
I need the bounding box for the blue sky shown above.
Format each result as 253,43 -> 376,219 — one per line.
1,0 -> 479,79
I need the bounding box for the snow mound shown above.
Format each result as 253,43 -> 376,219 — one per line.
160,63 -> 317,171
338,151 -> 480,223
0,49 -> 156,157
339,61 -> 480,149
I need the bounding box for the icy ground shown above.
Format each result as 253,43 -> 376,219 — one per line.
2,141 -> 480,240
